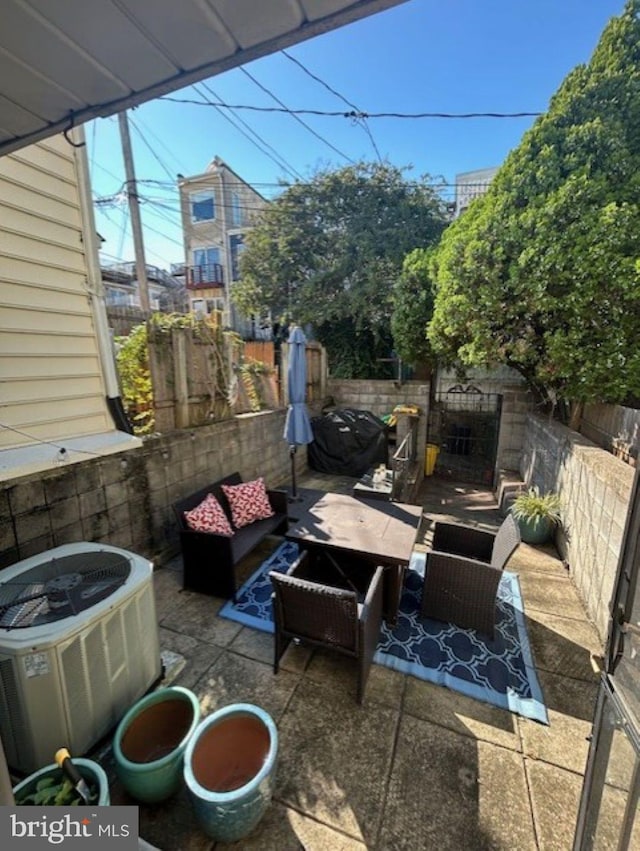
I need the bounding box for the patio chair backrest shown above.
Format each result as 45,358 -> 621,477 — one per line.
490,514 -> 521,570
270,572 -> 360,653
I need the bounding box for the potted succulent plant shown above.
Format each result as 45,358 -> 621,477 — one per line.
511,486 -> 561,544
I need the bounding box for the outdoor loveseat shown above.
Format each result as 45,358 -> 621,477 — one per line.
172,472 -> 288,600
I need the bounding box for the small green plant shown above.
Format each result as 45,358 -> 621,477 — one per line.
15,775 -> 97,806
512,487 -> 561,525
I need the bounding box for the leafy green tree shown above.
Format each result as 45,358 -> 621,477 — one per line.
233,162 -> 446,377
391,247 -> 438,370
428,0 -> 640,424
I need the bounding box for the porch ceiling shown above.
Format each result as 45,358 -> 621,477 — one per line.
0,0 -> 406,157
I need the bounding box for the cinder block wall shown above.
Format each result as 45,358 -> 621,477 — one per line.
326,379 -> 429,420
497,387 -> 534,472
522,415 -> 634,641
0,410 -> 296,569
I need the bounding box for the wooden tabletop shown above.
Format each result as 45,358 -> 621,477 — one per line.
285,491 -> 423,565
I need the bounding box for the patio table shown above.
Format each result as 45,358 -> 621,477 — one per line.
285,491 -> 423,625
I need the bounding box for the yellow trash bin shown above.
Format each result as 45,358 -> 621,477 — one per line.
425,444 -> 439,476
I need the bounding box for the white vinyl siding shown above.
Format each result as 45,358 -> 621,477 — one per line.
0,136 -> 112,453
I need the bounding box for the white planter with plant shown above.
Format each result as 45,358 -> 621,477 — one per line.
511,487 -> 561,544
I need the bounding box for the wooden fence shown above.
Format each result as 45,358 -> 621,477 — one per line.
280,340 -> 327,411
146,326 -> 327,431
148,325 -> 232,432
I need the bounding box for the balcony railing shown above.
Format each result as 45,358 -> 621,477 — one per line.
186,263 -> 225,289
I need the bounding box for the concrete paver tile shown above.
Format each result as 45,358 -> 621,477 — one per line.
193,650 -> 301,724
379,714 -> 536,850
518,571 -> 589,621
306,647 -> 406,710
214,801 -> 368,850
403,677 -> 520,752
526,611 -> 602,682
160,589 -> 243,647
158,625 -> 223,691
534,668 -> 597,722
275,679 -> 399,846
509,542 -> 565,576
527,760 -> 583,851
229,625 -> 313,673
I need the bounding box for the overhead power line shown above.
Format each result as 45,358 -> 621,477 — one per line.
238,66 -> 356,163
195,82 -> 303,181
128,115 -> 176,182
158,95 -> 542,120
129,113 -> 188,175
281,49 -> 383,163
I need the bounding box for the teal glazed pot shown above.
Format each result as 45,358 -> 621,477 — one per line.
13,758 -> 110,806
184,703 -> 278,842
516,515 -> 555,545
113,686 -> 200,804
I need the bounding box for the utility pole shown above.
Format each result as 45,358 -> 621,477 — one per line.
118,110 -> 150,311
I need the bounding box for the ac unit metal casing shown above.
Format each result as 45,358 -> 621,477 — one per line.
0,542 -> 161,775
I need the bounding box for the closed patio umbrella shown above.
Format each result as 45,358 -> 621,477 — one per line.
283,326 -> 313,500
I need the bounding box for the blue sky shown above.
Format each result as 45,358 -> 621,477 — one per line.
87,0 -> 625,271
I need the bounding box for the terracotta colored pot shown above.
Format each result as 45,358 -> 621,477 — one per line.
113,686 -> 200,804
184,703 -> 278,842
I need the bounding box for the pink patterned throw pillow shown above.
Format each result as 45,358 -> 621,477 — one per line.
221,478 -> 274,529
184,493 -> 233,536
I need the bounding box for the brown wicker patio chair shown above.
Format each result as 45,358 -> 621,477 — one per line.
420,513 -> 521,639
270,551 -> 384,704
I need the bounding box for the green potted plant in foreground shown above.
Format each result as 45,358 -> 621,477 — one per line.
511,486 -> 561,545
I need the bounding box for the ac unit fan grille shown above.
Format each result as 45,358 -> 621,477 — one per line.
0,552 -> 131,629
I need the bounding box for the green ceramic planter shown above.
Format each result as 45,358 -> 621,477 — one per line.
516,514 -> 555,545
13,758 -> 110,806
113,686 -> 200,804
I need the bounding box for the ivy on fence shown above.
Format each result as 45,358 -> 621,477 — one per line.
115,313 -> 278,436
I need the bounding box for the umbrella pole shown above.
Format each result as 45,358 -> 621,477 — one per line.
289,445 -> 300,501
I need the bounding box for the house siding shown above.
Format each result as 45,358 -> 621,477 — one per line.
0,136 -> 112,451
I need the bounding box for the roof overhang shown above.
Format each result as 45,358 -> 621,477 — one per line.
0,0 -> 407,157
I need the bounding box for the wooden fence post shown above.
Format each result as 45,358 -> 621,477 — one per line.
172,327 -> 189,428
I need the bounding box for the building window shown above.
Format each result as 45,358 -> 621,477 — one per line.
230,234 -> 245,281
191,247 -> 221,285
231,191 -> 242,227
190,190 -> 215,222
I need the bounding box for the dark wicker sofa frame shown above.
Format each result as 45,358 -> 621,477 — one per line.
420,513 -> 521,639
172,472 -> 288,600
270,550 -> 384,704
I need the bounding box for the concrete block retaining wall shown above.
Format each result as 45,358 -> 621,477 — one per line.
522,416 -> 634,641
0,410 -> 295,569
326,378 -> 429,421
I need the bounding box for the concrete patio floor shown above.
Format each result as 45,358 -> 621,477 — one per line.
106,472 -> 602,850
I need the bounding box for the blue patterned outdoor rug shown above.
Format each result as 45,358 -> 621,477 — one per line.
219,541 -> 548,724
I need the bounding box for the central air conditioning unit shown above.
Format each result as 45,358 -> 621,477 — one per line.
0,542 -> 161,775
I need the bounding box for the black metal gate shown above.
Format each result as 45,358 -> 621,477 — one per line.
432,386 -> 502,487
